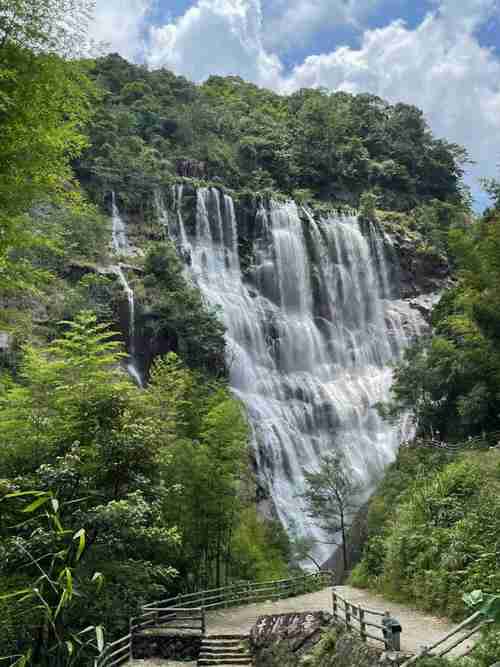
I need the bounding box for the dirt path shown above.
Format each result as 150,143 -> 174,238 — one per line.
204,585 -> 475,657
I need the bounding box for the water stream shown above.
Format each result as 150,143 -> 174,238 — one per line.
110,194 -> 143,387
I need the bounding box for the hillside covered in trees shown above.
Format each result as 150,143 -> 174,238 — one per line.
78,53 -> 468,214
1,1 -> 499,665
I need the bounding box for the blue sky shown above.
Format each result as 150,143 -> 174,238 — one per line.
91,0 -> 500,210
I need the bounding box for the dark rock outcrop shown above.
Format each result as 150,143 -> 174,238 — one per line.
176,158 -> 208,179
389,231 -> 450,298
250,611 -> 333,663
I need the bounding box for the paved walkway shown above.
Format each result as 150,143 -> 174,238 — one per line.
131,584 -> 477,663
204,585 -> 475,657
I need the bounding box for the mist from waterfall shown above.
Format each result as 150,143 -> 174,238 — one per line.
110,194 -> 143,388
164,186 -> 422,562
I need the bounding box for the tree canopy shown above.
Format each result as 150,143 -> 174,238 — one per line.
77,55 -> 468,215
0,0 -> 96,295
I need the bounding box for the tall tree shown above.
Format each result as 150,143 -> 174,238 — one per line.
301,451 -> 362,570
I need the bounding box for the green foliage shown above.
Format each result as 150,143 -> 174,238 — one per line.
463,590 -> 500,623
0,0 -> 97,297
0,315 -> 290,660
0,491 -> 104,666
359,192 -> 378,220
0,50 -> 96,295
481,177 -> 500,211
150,355 -> 290,588
231,509 -> 291,582
140,242 -> 227,375
353,448 -> 500,620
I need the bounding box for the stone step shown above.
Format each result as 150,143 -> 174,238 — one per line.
200,647 -> 247,655
198,660 -> 252,666
204,635 -> 249,641
200,649 -> 250,660
202,641 -> 245,647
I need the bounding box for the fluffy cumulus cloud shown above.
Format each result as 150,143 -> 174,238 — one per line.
284,1 -> 500,187
146,0 -> 283,88
260,0 -> 381,52
89,0 -> 152,61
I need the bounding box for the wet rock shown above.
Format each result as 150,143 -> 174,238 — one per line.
408,293 -> 442,322
0,332 -> 12,352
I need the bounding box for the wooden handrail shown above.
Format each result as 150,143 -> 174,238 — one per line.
401,611 -> 490,666
405,430 -> 500,454
332,589 -> 401,650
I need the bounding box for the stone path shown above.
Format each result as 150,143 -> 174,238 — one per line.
130,584 -> 477,663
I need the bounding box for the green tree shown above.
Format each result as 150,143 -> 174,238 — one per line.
0,0 -> 96,294
301,451 -> 362,571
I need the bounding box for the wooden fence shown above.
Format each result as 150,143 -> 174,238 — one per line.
143,571 -> 333,612
332,589 -> 402,650
95,570 -> 333,666
407,430 -> 500,455
401,611 -> 492,665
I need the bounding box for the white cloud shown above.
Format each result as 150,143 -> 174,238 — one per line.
284,4 -> 500,188
90,0 -> 152,61
260,0 -> 380,52
147,0 -> 282,88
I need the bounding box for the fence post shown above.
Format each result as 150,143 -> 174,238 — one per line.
345,601 -> 351,630
332,590 -> 338,619
359,608 -> 367,642
201,607 -> 206,636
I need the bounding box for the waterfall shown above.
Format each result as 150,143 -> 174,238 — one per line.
110,194 -> 143,387
166,186 -> 424,562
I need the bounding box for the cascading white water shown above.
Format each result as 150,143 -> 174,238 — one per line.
165,186 -> 423,562
110,194 -> 143,387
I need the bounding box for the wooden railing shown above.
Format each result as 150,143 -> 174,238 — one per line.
95,633 -> 131,667
401,611 -> 492,665
143,571 -> 333,612
95,570 -> 333,666
332,589 -> 402,650
407,430 -> 500,455
136,607 -> 206,634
